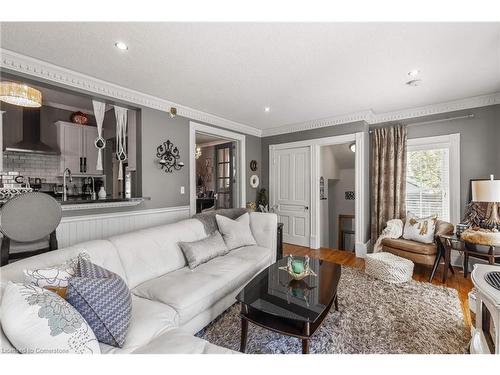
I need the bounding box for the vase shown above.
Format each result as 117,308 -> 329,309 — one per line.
98,186 -> 107,200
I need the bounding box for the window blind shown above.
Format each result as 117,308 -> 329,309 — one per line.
406,148 -> 450,221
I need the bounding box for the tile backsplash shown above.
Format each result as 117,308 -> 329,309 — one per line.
2,151 -> 61,184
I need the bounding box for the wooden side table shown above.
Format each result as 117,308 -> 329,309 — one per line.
438,234 -> 500,283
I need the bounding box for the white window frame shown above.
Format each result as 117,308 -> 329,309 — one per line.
406,133 -> 460,226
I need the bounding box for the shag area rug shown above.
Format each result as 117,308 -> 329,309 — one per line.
196,267 -> 470,354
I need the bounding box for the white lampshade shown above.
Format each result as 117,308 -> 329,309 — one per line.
472,179 -> 500,203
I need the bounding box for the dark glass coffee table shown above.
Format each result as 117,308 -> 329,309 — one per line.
236,257 -> 341,354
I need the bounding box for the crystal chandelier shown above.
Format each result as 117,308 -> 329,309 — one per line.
195,145 -> 202,159
0,82 -> 42,108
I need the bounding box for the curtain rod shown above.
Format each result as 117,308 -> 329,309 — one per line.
368,113 -> 474,133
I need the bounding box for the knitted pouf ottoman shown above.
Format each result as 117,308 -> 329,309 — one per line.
365,252 -> 414,284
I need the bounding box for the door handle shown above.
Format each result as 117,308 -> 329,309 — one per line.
84,157 -> 87,173
79,157 -> 83,173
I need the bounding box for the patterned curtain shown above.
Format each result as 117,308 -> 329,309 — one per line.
371,124 -> 407,246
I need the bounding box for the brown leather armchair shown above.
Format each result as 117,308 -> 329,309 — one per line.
381,220 -> 454,282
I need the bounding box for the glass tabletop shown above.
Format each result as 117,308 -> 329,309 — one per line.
236,257 -> 341,323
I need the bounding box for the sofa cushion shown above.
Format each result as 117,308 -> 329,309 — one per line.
179,231 -> 229,269
216,213 -> 256,250
131,328 -> 235,354
402,213 -> 437,244
66,259 -> 132,348
108,219 -> 207,288
132,245 -> 271,325
23,252 -> 91,289
98,295 -> 178,354
1,282 -> 101,354
0,240 -> 127,289
381,238 -> 437,255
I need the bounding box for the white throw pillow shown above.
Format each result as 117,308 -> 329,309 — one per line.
402,213 -> 437,244
215,213 -> 257,250
1,282 -> 100,354
24,252 -> 90,288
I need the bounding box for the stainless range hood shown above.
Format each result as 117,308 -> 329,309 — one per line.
5,107 -> 59,155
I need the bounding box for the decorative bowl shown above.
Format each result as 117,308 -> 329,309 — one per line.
279,255 -> 317,281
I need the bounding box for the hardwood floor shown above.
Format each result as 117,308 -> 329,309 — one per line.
284,243 -> 474,328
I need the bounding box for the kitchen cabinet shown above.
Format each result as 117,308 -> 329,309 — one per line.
55,121 -> 102,176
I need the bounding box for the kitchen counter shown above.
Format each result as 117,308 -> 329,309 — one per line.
57,197 -> 149,211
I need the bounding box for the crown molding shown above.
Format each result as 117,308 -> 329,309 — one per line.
261,92 -> 500,137
0,48 -> 262,137
261,110 -> 373,137
372,92 -> 500,124
3,48 -> 499,139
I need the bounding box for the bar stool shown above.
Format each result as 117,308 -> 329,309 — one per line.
0,192 -> 62,266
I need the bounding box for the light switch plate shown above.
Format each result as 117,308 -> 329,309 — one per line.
180,186 -> 185,194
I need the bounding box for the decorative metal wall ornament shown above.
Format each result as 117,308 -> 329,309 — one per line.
156,140 -> 185,173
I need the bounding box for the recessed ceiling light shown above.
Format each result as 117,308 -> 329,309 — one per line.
114,41 -> 128,51
264,107 -> 270,112
408,69 -> 420,77
406,79 -> 422,87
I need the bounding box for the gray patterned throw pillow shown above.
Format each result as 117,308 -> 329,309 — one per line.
66,259 -> 131,348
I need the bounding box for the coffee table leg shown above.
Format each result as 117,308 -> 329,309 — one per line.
302,339 -> 309,354
334,294 -> 339,311
240,317 -> 248,353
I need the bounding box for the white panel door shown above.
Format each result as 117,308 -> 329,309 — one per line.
274,146 -> 311,246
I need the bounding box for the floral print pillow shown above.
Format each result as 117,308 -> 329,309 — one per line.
1,282 -> 100,354
23,252 -> 90,289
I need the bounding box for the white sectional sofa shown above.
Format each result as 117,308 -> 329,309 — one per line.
0,212 -> 277,354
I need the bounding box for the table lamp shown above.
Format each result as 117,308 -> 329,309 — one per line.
472,175 -> 500,227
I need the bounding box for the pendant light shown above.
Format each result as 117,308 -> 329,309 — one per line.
0,82 -> 42,108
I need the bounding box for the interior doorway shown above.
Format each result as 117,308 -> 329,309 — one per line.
189,122 -> 246,216
319,143 -> 356,251
269,132 -> 369,257
194,133 -> 237,213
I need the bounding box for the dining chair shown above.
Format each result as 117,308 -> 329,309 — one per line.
0,192 -> 62,266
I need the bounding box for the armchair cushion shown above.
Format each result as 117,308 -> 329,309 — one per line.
381,238 -> 437,255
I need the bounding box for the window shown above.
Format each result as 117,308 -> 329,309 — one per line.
406,134 -> 460,224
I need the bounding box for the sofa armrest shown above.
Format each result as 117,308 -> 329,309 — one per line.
249,212 -> 278,262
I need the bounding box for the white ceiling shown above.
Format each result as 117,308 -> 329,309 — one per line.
1,22 -> 499,131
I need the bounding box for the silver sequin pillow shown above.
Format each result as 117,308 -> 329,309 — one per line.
179,231 -> 229,269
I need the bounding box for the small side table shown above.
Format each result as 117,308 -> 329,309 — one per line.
438,234 -> 500,283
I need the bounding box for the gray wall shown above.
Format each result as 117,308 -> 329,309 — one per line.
138,107 -> 262,210
401,104 -> 500,218
260,121 -> 368,190
261,105 -> 500,240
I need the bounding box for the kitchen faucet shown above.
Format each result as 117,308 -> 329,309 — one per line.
63,168 -> 72,202
88,176 -> 96,200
